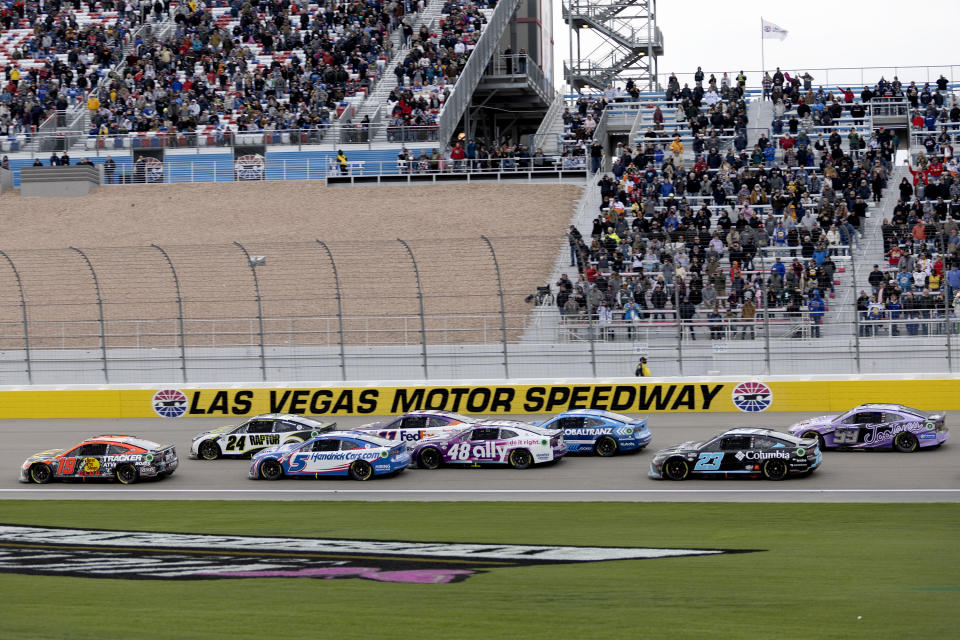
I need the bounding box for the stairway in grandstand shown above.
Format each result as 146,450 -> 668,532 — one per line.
351,0 -> 449,130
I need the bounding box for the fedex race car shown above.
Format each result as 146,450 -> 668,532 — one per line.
20,435 -> 178,484
409,421 -> 565,470
536,409 -> 651,456
353,410 -> 479,446
649,428 -> 821,481
788,403 -> 948,452
249,431 -> 410,481
191,414 -> 337,460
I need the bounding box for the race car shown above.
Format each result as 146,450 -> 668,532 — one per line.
249,431 -> 410,481
649,428 -> 820,480
788,403 -> 949,452
409,421 -> 565,470
536,409 -> 651,456
20,435 -> 178,485
353,410 -> 479,446
191,414 -> 337,460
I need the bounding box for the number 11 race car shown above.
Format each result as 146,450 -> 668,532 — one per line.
20,435 -> 178,484
649,428 -> 821,480
787,403 -> 948,452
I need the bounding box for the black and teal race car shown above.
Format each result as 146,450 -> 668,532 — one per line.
649,428 -> 821,480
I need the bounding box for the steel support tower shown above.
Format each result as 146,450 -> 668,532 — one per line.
562,0 -> 664,91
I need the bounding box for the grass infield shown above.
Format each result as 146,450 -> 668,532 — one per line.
0,501 -> 955,639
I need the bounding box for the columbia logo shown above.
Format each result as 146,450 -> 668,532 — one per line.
734,451 -> 746,461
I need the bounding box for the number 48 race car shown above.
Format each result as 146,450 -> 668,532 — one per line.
649,428 -> 821,481
409,421 -> 565,470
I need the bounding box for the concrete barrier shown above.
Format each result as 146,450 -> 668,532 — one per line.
19,165 -> 102,197
0,167 -> 11,194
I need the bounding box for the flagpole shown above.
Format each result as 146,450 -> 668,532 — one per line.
760,16 -> 766,80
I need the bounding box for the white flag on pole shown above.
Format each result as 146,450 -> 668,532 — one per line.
761,18 -> 788,41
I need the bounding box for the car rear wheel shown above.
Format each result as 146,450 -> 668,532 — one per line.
594,436 -> 618,457
763,459 -> 788,480
418,447 -> 442,470
115,464 -> 138,485
349,460 -> 374,481
198,440 -> 220,460
663,458 -> 690,480
893,432 -> 919,453
801,431 -> 825,450
259,459 -> 283,480
29,463 -> 52,484
508,449 -> 533,469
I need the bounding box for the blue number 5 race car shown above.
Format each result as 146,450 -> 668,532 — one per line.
250,432 -> 410,481
536,409 -> 651,456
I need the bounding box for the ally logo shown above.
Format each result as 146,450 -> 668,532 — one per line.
0,525 -> 759,585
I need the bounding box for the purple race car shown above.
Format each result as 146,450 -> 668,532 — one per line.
409,421 -> 565,470
787,403 -> 948,452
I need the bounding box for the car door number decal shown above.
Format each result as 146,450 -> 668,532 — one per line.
225,435 -> 246,451
57,458 -> 76,474
834,428 -> 859,444
287,453 -> 308,473
694,452 -> 723,470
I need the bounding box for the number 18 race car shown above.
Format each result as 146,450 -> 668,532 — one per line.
191,414 -> 337,460
787,403 -> 948,452
649,428 -> 821,480
20,435 -> 178,484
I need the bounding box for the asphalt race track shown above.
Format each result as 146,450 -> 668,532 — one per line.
2,412 -> 958,502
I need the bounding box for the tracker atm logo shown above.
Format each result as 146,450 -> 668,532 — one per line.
0,525 -> 757,584
732,381 -> 773,413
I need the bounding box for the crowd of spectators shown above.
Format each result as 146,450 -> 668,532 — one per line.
86,0 -> 414,139
1,1 -> 142,137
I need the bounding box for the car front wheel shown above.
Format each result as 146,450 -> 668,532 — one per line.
418,447 -> 442,470
29,464 -> 52,484
259,459 -> 283,480
663,458 -> 689,480
763,459 -> 788,480
893,432 -> 919,453
198,440 -> 220,460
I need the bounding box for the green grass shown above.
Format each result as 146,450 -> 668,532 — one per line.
0,501 -> 955,639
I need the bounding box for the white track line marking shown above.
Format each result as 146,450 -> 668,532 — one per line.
1,489 -> 958,494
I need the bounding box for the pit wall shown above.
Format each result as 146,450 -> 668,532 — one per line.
1,376 -> 958,419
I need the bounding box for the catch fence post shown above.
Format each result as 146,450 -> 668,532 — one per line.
151,244 -> 188,382
316,240 -> 347,381
0,250 -> 32,383
70,246 -> 108,382
398,239 -> 429,379
233,241 -> 267,381
480,235 -> 509,379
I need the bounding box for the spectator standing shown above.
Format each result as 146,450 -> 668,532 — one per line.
337,150 -> 348,174
635,357 -> 651,377
808,290 -> 825,338
104,156 -> 116,185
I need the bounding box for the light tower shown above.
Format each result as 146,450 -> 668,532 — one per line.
562,0 -> 664,91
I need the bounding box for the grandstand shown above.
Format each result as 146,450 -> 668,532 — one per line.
1,0 -> 959,382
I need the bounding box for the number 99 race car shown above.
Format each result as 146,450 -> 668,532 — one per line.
191,414 -> 337,460
535,409 -> 651,456
649,428 -> 821,481
20,435 -> 178,485
787,403 -> 948,452
409,421 -> 565,470
249,432 -> 410,481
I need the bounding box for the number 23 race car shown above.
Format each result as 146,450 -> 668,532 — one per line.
649,428 -> 821,481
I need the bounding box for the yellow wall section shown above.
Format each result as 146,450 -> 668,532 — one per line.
0,379 -> 957,419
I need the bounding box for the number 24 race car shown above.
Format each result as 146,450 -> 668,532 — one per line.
191,414 -> 337,460
649,428 -> 821,481
20,435 -> 178,485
